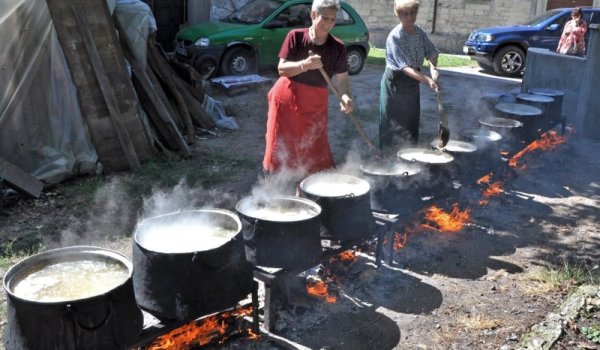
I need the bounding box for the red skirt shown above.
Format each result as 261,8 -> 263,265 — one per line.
263,77 -> 334,177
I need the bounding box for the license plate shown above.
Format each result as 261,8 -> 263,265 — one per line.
176,45 -> 188,56
463,46 -> 469,54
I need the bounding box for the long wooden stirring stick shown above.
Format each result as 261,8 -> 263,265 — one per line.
309,52 -> 377,152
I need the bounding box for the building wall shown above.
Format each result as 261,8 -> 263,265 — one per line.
189,0 -> 600,53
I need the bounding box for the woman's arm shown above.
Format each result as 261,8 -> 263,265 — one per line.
402,66 -> 438,92
334,72 -> 353,113
278,55 -> 323,77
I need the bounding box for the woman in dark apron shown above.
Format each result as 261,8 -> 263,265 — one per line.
380,0 -> 439,153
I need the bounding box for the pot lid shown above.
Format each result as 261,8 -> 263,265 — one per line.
360,161 -> 421,177
236,195 -> 321,222
494,102 -> 542,116
397,148 -> 454,164
528,88 -> 565,97
134,209 -> 242,254
459,128 -> 502,142
516,93 -> 554,103
300,172 -> 370,197
479,116 -> 523,128
430,139 -> 478,153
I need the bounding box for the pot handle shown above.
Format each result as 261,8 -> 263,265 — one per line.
403,171 -> 409,177
66,299 -> 112,331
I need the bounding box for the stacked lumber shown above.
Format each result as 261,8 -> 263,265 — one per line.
44,0 -> 215,172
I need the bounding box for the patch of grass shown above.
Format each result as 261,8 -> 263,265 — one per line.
367,46 -> 477,68
123,152 -> 255,198
524,261 -> 597,295
0,241 -> 44,269
582,323 -> 600,344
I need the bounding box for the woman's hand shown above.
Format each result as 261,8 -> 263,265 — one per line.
340,94 -> 353,113
426,76 -> 439,92
303,53 -> 323,71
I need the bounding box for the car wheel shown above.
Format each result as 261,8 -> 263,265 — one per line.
221,47 -> 256,76
346,47 -> 365,75
193,56 -> 218,77
492,45 -> 525,76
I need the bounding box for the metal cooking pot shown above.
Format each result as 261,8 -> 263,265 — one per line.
430,139 -> 480,183
299,172 -> 376,241
360,161 -> 422,214
3,246 -> 143,350
397,148 -> 454,165
132,209 -> 253,321
236,195 -> 322,270
459,128 -> 505,171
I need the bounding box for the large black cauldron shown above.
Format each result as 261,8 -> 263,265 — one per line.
299,172 -> 376,241
236,195 -> 322,270
3,246 -> 143,350
132,209 -> 253,321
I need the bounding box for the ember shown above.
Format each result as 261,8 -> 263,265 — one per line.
509,130 -> 566,168
476,173 -> 493,185
422,204 -> 471,232
145,306 -> 257,350
306,279 -> 337,303
394,231 -> 408,250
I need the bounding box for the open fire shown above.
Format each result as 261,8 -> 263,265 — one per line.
144,306 -> 258,350
508,130 -> 566,168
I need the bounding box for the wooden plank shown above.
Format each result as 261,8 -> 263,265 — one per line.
45,0 -> 153,172
71,5 -> 141,171
113,17 -> 191,157
0,156 -> 43,198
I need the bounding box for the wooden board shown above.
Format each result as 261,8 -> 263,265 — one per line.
0,156 -> 43,198
45,0 -> 154,172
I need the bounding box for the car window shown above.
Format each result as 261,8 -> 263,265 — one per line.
522,9 -> 562,26
273,4 -> 311,27
224,0 -> 282,24
336,8 -> 355,25
584,10 -> 600,25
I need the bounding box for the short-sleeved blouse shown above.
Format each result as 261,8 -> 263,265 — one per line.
385,24 -> 438,71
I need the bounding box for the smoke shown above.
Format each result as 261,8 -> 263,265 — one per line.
59,177 -> 134,247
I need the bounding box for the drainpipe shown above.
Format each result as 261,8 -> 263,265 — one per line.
432,0 -> 438,34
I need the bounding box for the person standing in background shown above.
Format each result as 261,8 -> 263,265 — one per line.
379,0 -> 439,152
556,7 -> 588,57
262,0 -> 353,183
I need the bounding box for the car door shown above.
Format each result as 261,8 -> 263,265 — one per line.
258,2 -> 312,67
535,12 -> 570,50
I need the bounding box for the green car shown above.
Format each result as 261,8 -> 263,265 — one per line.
175,0 -> 370,77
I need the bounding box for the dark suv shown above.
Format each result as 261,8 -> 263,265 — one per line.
463,7 -> 600,76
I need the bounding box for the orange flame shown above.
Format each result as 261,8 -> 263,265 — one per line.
483,181 -> 504,197
336,250 -> 357,263
393,231 -> 408,250
476,173 -> 493,185
422,204 -> 471,232
306,280 -> 337,303
509,130 -> 566,168
147,306 -> 256,350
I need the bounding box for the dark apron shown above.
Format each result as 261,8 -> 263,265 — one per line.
379,67 -> 421,152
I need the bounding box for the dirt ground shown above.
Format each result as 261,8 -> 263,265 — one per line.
1,63 -> 600,350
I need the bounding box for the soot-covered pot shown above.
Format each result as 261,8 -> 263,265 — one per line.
360,161 -> 422,214
299,172 -> 376,241
236,195 -> 322,270
132,209 -> 253,321
3,246 -> 143,350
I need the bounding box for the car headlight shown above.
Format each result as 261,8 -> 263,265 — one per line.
480,34 -> 494,42
195,38 -> 210,47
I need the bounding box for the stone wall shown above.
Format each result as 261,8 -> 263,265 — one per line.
197,0 -> 600,53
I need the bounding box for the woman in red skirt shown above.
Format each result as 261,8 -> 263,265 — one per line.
262,0 -> 353,183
